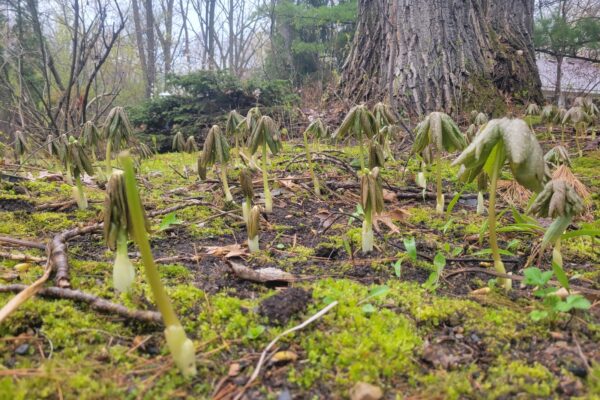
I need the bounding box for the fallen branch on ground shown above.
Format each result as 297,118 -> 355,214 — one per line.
0,284 -> 162,324
227,261 -> 296,283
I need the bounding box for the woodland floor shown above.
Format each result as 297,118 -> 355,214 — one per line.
0,125 -> 599,399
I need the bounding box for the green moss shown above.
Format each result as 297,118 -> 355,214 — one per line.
483,360 -> 557,398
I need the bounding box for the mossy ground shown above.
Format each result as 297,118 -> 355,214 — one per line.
1,128 -> 599,399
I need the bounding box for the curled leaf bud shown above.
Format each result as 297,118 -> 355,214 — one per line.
239,168 -> 254,200
248,206 -> 260,240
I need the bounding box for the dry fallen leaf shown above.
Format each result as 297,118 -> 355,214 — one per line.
382,189 -> 397,202
372,208 -> 410,233
204,244 -> 248,258
278,176 -> 301,191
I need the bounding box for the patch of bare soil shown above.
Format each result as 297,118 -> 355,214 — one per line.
258,287 -> 312,325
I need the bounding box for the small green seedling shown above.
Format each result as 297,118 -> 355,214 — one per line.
562,106 -> 592,156
522,267 -> 591,322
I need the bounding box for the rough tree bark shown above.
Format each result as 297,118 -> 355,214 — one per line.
340,0 -> 543,115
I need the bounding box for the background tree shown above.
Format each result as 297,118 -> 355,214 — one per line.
340,0 -> 543,115
534,0 -> 600,106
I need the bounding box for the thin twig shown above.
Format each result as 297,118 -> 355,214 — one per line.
233,301 -> 338,400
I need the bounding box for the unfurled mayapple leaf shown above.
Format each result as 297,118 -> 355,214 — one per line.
372,102 -> 397,128
529,180 -> 584,219
541,105 -> 558,123
304,118 -> 328,139
103,106 -> 133,149
544,145 -> 571,168
248,116 -> 282,155
65,137 -> 95,179
201,125 -> 230,166
562,106 -> 592,125
333,105 -> 378,140
184,136 -> 197,153
452,118 -> 545,192
474,112 -> 488,126
172,132 -> 186,152
412,112 -> 466,154
81,121 -> 100,149
525,103 -> 540,116
529,179 -> 584,247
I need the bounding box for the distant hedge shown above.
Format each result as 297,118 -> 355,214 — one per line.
129,71 -> 299,150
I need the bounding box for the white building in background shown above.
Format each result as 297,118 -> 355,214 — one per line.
536,54 -> 600,104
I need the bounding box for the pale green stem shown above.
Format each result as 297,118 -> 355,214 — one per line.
361,206 -> 374,254
65,160 -> 73,185
74,176 -> 87,210
105,140 -> 113,175
220,165 -> 233,202
113,228 -> 135,292
121,154 -> 196,377
262,141 -> 272,213
488,148 -> 511,290
304,132 -> 320,196
435,159 -> 443,214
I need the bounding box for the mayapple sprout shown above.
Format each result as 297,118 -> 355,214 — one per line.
172,131 -> 186,152
81,121 -> 101,161
247,205 -> 261,252
184,136 -> 197,153
120,152 -> 196,377
372,102 -> 398,158
104,170 -> 137,292
525,103 -> 540,129
476,173 -> 488,215
544,145 -> 571,170
577,97 -> 598,140
453,118 -> 545,290
303,118 -> 327,196
333,105 -> 378,170
529,180 -> 584,284
13,130 -> 28,164
474,112 -> 488,126
200,125 -> 233,202
360,167 -> 384,254
416,146 -> 433,190
248,116 -> 282,213
239,168 -> 254,224
541,105 -> 558,139
554,107 -> 567,142
103,106 -> 133,175
372,102 -> 397,128
562,106 -> 592,156
368,141 -> 385,169
65,137 -> 94,210
226,110 -> 245,162
412,112 -> 466,214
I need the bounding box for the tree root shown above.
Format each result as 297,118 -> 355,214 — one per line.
0,284 -> 162,324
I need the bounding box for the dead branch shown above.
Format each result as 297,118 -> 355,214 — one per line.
0,257 -> 52,324
227,261 -> 296,283
0,237 -> 46,250
0,251 -> 45,263
0,284 -> 162,324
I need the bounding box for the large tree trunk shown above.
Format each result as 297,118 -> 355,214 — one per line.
340,0 -> 543,115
